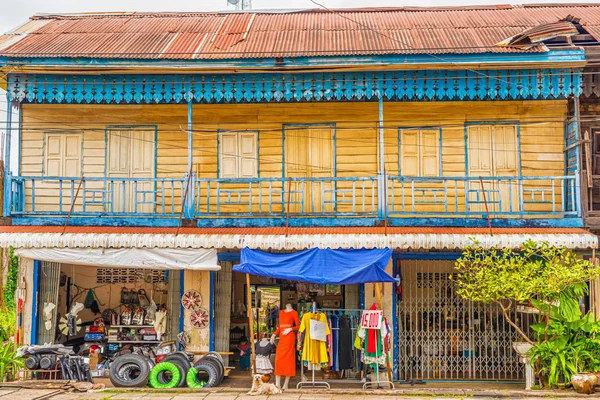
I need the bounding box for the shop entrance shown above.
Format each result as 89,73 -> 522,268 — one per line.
214,266 -> 360,376
35,261 -> 180,353
396,259 -> 533,381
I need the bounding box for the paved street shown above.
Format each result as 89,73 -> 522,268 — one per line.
1,388 -> 599,400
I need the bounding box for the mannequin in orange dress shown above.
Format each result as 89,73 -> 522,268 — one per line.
270,303 -> 300,390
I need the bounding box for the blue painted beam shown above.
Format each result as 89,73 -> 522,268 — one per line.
6,67 -> 584,105
9,216 -> 585,228
0,49 -> 585,70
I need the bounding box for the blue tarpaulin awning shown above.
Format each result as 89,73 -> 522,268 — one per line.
233,248 -> 397,285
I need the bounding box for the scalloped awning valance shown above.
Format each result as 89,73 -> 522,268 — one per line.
6,68 -> 583,104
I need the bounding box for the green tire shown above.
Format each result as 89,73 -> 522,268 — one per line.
149,362 -> 181,389
186,367 -> 206,389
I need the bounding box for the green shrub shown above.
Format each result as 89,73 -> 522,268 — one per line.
0,311 -> 15,343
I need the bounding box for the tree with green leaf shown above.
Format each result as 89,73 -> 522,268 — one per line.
454,240 -> 600,346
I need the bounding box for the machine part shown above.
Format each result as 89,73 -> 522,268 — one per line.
192,360 -> 221,387
181,290 -> 202,310
25,355 -> 40,370
185,367 -> 206,389
109,354 -> 151,388
149,362 -> 181,389
39,355 -> 56,370
190,308 -> 209,329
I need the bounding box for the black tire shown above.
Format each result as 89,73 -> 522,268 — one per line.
200,356 -> 224,383
196,358 -> 223,385
157,358 -> 187,388
192,360 -> 220,388
162,352 -> 192,369
109,354 -> 151,388
203,351 -> 224,365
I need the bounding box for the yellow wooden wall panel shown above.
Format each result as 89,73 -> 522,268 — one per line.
19,100 -> 568,216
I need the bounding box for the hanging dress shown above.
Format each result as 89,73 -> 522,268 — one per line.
274,309 -> 300,377
338,315 -> 354,369
299,312 -> 331,366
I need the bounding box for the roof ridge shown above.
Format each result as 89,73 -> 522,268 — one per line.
27,3 -> 600,20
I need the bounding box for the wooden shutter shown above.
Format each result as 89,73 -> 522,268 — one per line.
468,125 -> 493,177
420,130 -> 439,177
220,132 -> 239,178
400,130 -> 419,176
44,133 -> 81,176
239,132 -> 258,178
493,125 -> 518,175
107,130 -> 130,176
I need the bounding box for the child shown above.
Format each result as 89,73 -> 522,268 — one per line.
237,336 -> 251,372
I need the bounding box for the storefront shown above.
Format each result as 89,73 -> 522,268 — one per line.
0,226 -> 597,384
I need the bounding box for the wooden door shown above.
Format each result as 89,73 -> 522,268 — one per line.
285,126 -> 334,213
468,125 -> 518,214
107,129 -> 155,213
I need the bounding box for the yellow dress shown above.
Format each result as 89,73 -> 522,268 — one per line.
299,312 -> 330,365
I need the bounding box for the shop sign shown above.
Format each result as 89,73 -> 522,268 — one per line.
361,310 -> 383,330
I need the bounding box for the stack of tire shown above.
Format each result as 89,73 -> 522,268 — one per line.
186,352 -> 225,389
109,352 -> 224,389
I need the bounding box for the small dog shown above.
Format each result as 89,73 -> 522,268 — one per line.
247,373 -> 282,395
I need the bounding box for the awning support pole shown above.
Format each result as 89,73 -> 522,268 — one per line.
375,282 -> 394,383
246,273 -> 256,374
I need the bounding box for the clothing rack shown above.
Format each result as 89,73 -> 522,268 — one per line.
297,302 -> 330,389
297,307 -> 368,389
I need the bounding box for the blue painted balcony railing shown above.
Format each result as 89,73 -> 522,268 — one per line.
387,175 -> 580,217
193,177 -> 379,216
9,176 -> 188,216
6,174 -> 580,220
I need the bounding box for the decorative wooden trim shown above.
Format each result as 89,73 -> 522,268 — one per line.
7,68 -> 583,104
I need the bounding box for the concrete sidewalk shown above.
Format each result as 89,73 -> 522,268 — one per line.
2,387 -> 600,400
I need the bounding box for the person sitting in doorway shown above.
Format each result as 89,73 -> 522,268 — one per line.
237,336 -> 251,372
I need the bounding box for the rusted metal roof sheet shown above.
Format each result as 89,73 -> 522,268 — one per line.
0,226 -> 595,250
497,19 -> 579,48
2,5 -> 600,59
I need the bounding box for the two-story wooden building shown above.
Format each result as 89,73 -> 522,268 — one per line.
0,5 -> 598,382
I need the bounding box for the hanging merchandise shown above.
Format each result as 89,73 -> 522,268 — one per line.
83,289 -> 95,308
337,315 -> 354,370
356,304 -> 388,367
299,311 -> 330,366
190,308 -> 210,329
154,309 -> 168,340
138,289 -> 150,308
181,290 -> 202,310
145,301 -> 157,325
43,302 -> 56,331
132,307 -> 145,325
59,302 -> 84,336
102,308 -> 119,325
121,306 -> 133,326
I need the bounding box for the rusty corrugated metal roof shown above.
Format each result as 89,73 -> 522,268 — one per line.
1,4 -> 599,59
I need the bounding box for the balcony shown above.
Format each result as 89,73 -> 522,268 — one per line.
6,174 -> 580,226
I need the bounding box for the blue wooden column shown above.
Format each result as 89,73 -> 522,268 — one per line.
184,101 -> 195,218
378,95 -> 386,218
187,101 -> 193,173
3,98 -> 12,217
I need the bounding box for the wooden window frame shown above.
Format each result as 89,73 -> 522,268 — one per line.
42,132 -> 83,177
217,130 -> 259,179
398,127 -> 442,177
